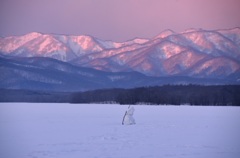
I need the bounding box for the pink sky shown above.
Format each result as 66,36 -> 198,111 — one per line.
0,0 -> 240,41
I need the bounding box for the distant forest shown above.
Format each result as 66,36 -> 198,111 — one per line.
1,85 -> 240,106
71,85 -> 240,106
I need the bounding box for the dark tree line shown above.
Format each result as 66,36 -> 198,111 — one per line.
0,89 -> 72,103
1,85 -> 240,105
71,85 -> 240,106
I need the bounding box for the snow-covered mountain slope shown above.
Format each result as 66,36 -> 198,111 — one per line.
1,56 -> 237,92
0,56 -> 153,91
0,28 -> 240,78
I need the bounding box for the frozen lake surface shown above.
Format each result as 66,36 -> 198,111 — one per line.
0,103 -> 240,158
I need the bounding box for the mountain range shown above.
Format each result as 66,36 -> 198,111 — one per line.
0,28 -> 240,91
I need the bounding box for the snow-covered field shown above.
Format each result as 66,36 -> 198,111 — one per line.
0,103 -> 240,158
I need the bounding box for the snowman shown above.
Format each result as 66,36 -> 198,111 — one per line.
122,106 -> 136,125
